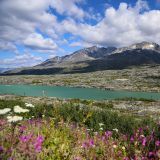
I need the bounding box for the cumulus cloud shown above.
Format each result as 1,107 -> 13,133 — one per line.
0,53 -> 43,68
61,0 -> 160,47
51,0 -> 87,20
0,41 -> 17,52
0,0 -> 58,53
23,33 -> 57,52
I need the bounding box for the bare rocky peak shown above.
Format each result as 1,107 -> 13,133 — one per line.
130,42 -> 160,50
112,42 -> 160,54
37,46 -> 116,67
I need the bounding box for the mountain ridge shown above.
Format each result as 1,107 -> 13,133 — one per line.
2,41 -> 160,75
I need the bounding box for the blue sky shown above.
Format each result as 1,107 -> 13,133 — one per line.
0,0 -> 160,68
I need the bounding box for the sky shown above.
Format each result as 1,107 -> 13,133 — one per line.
0,0 -> 160,68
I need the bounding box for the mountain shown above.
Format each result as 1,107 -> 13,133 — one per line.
3,42 -> 160,75
112,42 -> 160,54
36,46 -> 116,67
0,68 -> 13,73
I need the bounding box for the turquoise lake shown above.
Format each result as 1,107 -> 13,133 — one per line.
0,85 -> 160,100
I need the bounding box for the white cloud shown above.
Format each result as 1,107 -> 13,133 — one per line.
69,41 -> 95,48
0,53 -> 43,68
51,0 -> 87,20
60,0 -> 160,47
0,41 -> 17,52
0,0 -> 58,53
23,33 -> 57,51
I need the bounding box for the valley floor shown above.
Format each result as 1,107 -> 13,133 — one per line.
0,65 -> 160,92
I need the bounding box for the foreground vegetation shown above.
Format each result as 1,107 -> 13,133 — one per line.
1,98 -> 160,159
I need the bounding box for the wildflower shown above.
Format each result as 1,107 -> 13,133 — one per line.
105,131 -> 112,138
0,146 -> 3,152
138,128 -> 143,133
25,103 -> 35,108
19,135 -> 32,143
34,135 -> 44,152
122,146 -> 125,150
7,115 -> 23,123
19,125 -> 26,133
113,128 -> 119,132
99,127 -> 103,131
82,142 -> 88,149
148,152 -> 155,158
94,132 -> 98,135
156,149 -> 160,158
113,145 -> 117,149
140,134 -> 145,138
99,123 -> 104,127
142,137 -> 147,146
89,139 -> 95,147
156,140 -> 160,146
0,108 -> 11,115
130,136 -> 134,142
14,105 -> 29,113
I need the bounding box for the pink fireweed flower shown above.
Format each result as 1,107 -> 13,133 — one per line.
89,139 -> 94,147
142,137 -> 147,146
34,135 -> 44,152
101,136 -> 105,141
155,140 -> 160,146
130,136 -> 134,142
19,125 -> 26,133
19,134 -> 32,143
0,146 -> 3,152
82,142 -> 88,149
139,128 -> 143,132
105,131 -> 112,138
148,151 -> 155,158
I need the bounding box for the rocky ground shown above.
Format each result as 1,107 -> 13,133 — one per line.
0,65 -> 160,92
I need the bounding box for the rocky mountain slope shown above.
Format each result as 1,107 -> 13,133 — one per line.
3,42 -> 160,75
37,46 -> 116,67
0,68 -> 13,73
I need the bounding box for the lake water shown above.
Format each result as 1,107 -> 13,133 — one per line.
0,85 -> 160,100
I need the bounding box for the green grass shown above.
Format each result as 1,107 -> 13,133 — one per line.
0,99 -> 156,135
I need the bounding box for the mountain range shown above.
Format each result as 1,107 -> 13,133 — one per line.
0,68 -> 13,73
3,41 -> 160,75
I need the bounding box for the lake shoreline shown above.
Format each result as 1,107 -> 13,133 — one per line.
0,84 -> 160,100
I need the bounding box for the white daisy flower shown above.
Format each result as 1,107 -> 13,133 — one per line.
99,127 -> 103,131
113,128 -> 119,133
0,108 -> 11,115
25,103 -> 35,108
7,116 -> 23,123
99,123 -> 104,127
14,105 -> 29,113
